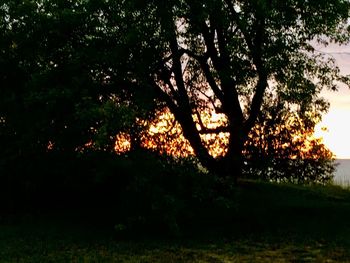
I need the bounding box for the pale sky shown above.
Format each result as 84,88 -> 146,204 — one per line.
314,43 -> 350,159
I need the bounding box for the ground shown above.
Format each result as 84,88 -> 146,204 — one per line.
2,181 -> 350,262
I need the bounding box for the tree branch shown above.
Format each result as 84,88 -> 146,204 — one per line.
179,48 -> 225,102
150,77 -> 179,115
244,16 -> 268,132
224,0 -> 268,132
224,0 -> 254,53
196,88 -> 221,113
244,75 -> 268,132
194,107 -> 206,131
198,126 -> 230,134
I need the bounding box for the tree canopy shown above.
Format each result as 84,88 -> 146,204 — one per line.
1,0 -> 349,180
108,0 -> 350,177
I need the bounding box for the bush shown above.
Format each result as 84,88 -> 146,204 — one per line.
114,150 -> 236,236
243,158 -> 335,184
0,147 -> 237,236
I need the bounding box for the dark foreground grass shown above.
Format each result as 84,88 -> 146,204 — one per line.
2,181 -> 350,262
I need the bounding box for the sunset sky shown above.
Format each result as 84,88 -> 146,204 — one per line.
314,43 -> 350,159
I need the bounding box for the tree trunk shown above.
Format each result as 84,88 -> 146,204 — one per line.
172,107 -> 249,184
176,111 -> 218,171
220,127 -> 246,182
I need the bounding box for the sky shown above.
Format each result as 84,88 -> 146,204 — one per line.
314,43 -> 350,159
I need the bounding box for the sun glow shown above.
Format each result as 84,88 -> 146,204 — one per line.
315,109 -> 350,159
114,109 -> 231,157
114,133 -> 131,153
114,109 -> 329,159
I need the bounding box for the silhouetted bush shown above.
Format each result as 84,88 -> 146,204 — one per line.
243,158 -> 335,184
0,148 -> 236,236
113,150 -> 236,236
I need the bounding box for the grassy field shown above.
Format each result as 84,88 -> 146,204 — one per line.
2,181 -> 350,262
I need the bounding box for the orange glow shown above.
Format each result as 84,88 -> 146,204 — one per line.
195,111 -> 229,157
114,109 -> 332,159
141,110 -> 193,157
114,133 -> 131,154
114,109 -> 230,157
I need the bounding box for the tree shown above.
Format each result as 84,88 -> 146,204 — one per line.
1,0 -> 349,181
110,0 -> 350,179
0,0 -> 153,156
120,90 -> 335,184
0,0 -> 160,210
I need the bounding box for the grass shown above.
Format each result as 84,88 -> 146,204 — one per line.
2,181 -> 350,262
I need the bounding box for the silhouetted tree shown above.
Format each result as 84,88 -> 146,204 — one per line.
0,0 -> 154,158
1,0 -> 349,181
109,0 -> 350,179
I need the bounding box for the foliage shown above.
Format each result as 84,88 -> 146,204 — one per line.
1,0 -> 349,180
117,100 -> 335,184
114,150 -> 236,236
0,0 -> 158,181
0,145 -> 235,235
244,91 -> 335,184
0,0 -> 349,232
0,0 -> 150,151
95,0 -> 350,177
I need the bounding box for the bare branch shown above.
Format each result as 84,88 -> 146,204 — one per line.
198,126 -> 230,134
